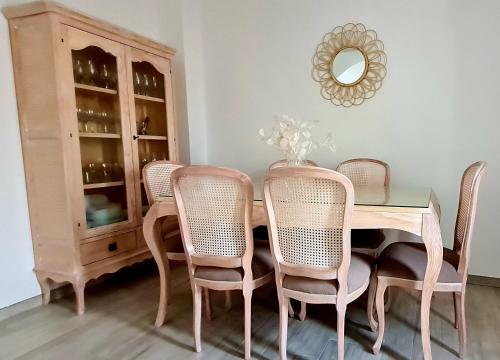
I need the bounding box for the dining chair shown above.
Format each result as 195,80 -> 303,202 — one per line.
269,159 -> 318,170
336,158 -> 390,257
263,166 -> 374,360
371,161 -> 486,358
268,158 -> 319,320
171,165 -> 274,359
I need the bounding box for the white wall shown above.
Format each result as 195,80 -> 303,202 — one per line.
0,0 -> 190,309
185,0 -> 500,277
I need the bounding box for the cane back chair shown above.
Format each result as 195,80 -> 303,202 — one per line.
171,165 -> 274,359
263,166 -> 374,360
371,161 -> 486,359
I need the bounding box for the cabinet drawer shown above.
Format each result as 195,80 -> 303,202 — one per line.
81,231 -> 137,265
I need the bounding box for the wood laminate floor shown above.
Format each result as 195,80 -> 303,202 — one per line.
1,262 -> 499,360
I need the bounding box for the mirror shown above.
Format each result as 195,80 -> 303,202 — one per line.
312,23 -> 387,107
331,48 -> 366,85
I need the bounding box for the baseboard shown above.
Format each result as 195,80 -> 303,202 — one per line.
468,275 -> 500,288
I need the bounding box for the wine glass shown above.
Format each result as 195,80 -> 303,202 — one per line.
100,64 -> 110,89
134,72 -> 142,95
143,74 -> 150,96
151,75 -> 158,97
86,59 -> 96,85
73,58 -> 84,83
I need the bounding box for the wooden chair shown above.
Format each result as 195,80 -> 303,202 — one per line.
171,165 -> 274,359
336,158 -> 390,257
269,159 -> 318,170
263,166 -> 374,360
371,161 -> 486,358
268,158 -> 319,320
142,160 -> 186,327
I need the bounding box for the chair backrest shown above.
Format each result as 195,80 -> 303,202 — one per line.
171,165 -> 254,271
264,166 -> 354,286
453,161 -> 486,278
142,161 -> 184,205
269,159 -> 318,170
336,158 -> 390,186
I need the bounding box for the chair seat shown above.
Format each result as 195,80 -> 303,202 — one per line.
282,253 -> 374,295
378,242 -> 461,283
351,229 -> 385,249
194,240 -> 273,282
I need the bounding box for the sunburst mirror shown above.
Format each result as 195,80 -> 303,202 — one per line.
312,23 -> 387,107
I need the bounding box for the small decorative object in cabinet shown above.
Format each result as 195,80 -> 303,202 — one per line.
3,1 -> 178,315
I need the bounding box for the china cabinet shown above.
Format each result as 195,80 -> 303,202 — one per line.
3,2 -> 178,314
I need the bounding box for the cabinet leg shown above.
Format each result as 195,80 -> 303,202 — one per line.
72,279 -> 86,315
36,275 -> 51,305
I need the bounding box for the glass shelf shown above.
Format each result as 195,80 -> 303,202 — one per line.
138,135 -> 167,141
83,181 -> 125,190
79,132 -> 121,139
134,94 -> 164,103
75,83 -> 117,95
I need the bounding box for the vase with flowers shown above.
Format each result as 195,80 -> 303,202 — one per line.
258,114 -> 336,166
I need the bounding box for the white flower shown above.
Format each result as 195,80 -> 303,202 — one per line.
258,115 -> 336,162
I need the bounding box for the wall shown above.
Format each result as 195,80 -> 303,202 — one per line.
188,0 -> 500,277
0,0 -> 190,309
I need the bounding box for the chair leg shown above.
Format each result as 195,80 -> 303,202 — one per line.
288,302 -> 294,318
193,284 -> 202,352
225,290 -> 232,310
337,302 -> 347,360
243,291 -> 252,360
367,271 -> 378,332
279,297 -> 289,360
455,291 -> 467,358
453,292 -> 459,329
373,281 -> 387,354
298,301 -> 307,321
384,287 -> 392,313
203,288 -> 213,320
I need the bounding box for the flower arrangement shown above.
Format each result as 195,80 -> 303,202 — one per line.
258,115 -> 336,165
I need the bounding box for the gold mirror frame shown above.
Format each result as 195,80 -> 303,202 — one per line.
312,23 -> 387,107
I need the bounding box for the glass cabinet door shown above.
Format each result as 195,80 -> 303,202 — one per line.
65,27 -> 136,237
126,48 -> 177,220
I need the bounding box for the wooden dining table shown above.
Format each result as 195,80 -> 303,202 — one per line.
143,183 -> 443,358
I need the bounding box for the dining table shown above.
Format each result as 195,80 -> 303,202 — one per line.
143,182 -> 443,358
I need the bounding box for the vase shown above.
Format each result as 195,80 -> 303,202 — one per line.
287,159 -> 306,167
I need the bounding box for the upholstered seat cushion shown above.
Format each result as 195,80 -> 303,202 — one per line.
378,242 -> 461,283
351,229 -> 385,249
282,253 -> 374,295
194,240 -> 274,281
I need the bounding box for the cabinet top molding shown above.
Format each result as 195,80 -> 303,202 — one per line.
2,1 -> 176,57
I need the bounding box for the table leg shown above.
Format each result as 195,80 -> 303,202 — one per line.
420,212 -> 443,360
143,204 -> 170,327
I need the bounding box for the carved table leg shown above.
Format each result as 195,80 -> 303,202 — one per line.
420,212 -> 443,360
143,204 -> 171,327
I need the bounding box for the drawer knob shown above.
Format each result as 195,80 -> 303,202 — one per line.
108,242 -> 118,251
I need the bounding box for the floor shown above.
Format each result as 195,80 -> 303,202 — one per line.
1,262 -> 500,360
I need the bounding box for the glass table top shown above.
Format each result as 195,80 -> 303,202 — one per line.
253,181 -> 431,209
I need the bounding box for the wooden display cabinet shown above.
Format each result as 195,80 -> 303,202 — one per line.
3,2 -> 178,314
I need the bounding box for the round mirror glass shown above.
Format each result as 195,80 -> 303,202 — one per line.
331,48 -> 366,85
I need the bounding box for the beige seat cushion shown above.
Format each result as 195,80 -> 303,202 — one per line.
378,242 -> 461,283
282,253 -> 374,295
194,240 -> 273,282
351,229 -> 385,250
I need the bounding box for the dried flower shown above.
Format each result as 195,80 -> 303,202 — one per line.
258,115 -> 336,163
